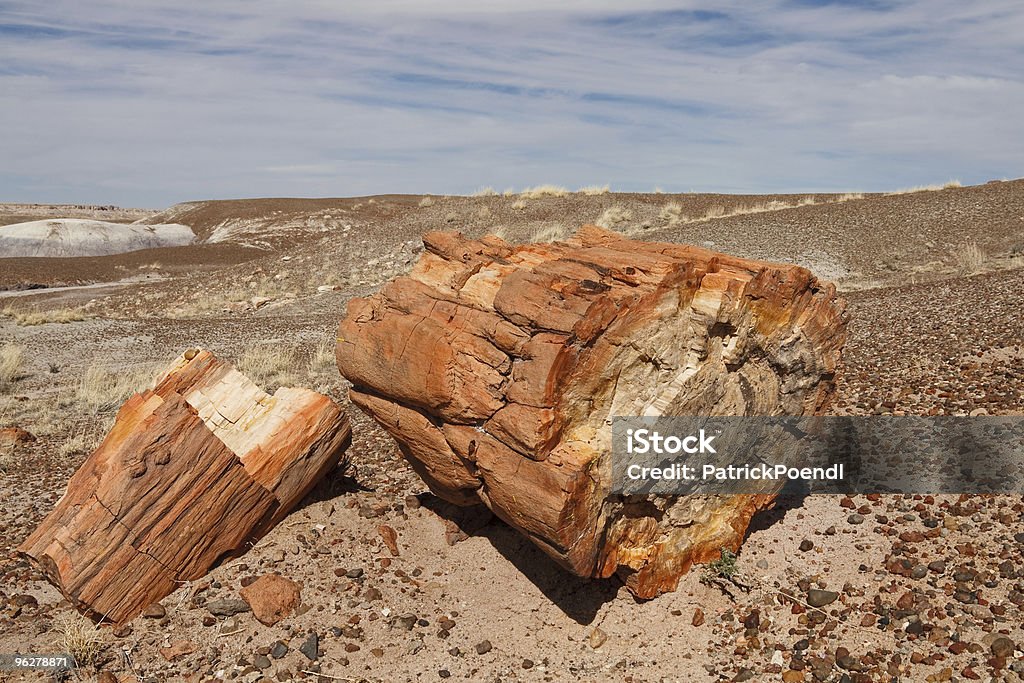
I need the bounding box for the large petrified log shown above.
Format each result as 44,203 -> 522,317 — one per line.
19,349 -> 350,625
337,226 -> 847,598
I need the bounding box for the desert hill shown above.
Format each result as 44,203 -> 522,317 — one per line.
0,219 -> 194,258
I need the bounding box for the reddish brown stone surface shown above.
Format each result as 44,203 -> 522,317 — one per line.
239,574 -> 302,626
18,350 -> 350,625
337,226 -> 847,598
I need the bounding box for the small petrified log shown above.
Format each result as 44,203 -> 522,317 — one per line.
337,226 -> 847,598
18,350 -> 350,625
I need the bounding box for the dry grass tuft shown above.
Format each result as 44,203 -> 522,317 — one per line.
954,241 -> 987,273
473,187 -> 498,197
578,185 -> 610,195
519,185 -> 569,199
76,364 -> 156,413
237,344 -> 301,391
52,611 -> 105,667
885,180 -> 962,195
510,200 -> 527,211
529,224 -> 569,243
1,343 -> 25,391
475,206 -> 492,220
58,430 -> 100,458
306,339 -> 339,392
308,339 -> 336,375
596,206 -> 633,229
417,196 -> 435,207
659,202 -> 686,226
2,307 -> 90,326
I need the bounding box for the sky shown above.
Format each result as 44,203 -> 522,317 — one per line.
1,1 -> 1022,207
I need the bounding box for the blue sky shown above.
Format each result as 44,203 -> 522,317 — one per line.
1,1 -> 1022,207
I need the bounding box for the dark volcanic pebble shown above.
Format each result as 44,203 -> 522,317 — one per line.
299,632 -> 319,661
806,589 -> 840,608
206,599 -> 250,616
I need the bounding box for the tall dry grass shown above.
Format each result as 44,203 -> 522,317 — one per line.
885,180 -> 961,195
1,307 -> 90,326
0,343 -> 24,390
519,185 -> 570,199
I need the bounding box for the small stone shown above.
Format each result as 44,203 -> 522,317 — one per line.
378,525 -> 400,556
270,641 -> 288,659
207,598 -> 251,617
159,640 -> 196,662
143,602 -> 166,619
782,670 -> 804,682
395,613 -> 417,630
299,632 -> 319,661
589,627 -> 608,649
475,640 -> 492,655
692,607 -> 705,627
254,654 -> 271,670
806,589 -> 839,608
345,568 -> 364,579
991,637 -> 1015,658
896,592 -> 915,610
239,574 -> 301,626
363,587 -> 382,602
799,540 -> 814,552
847,513 -> 865,525
733,668 -> 755,682
112,624 -> 133,638
522,659 -> 535,669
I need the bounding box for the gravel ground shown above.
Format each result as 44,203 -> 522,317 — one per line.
1,183 -> 1022,682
